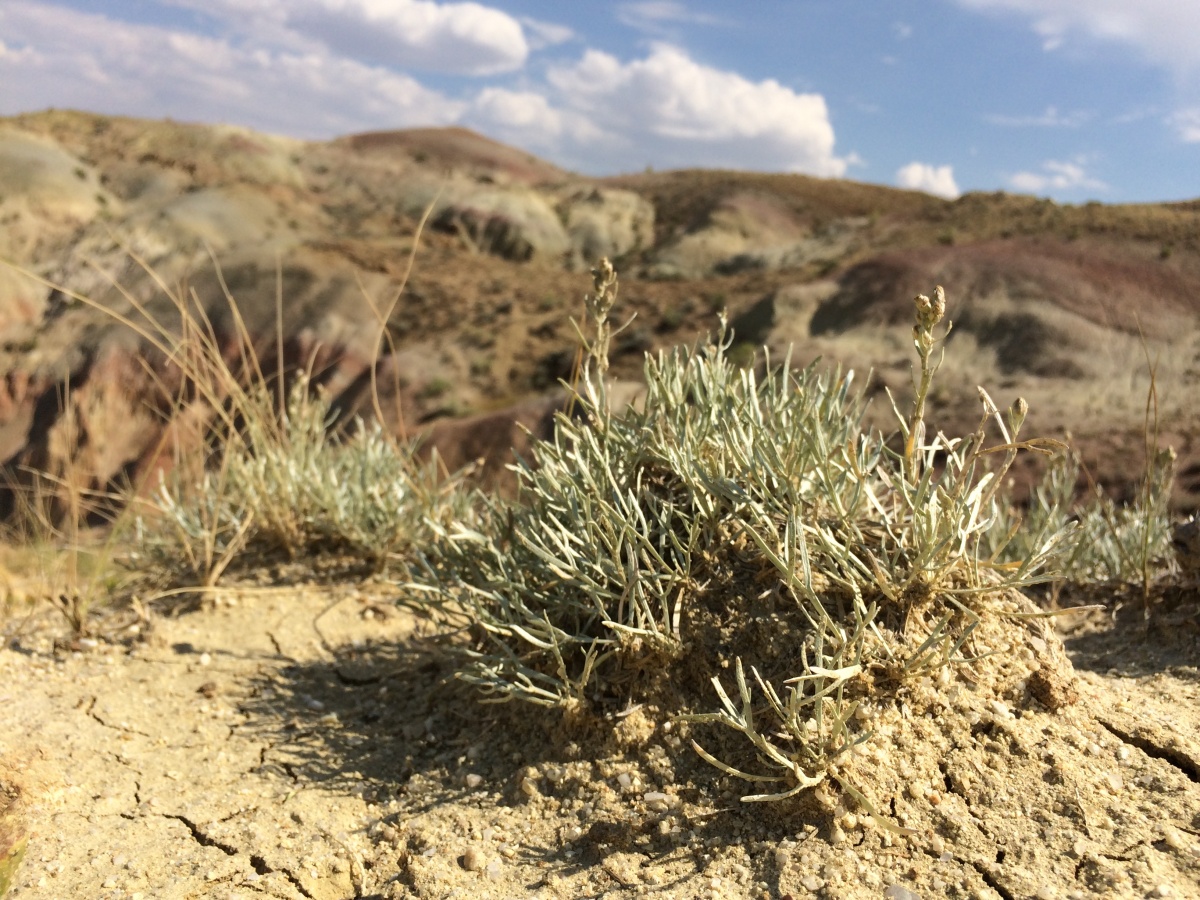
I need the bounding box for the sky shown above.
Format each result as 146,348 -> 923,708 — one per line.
2,1 -> 1199,203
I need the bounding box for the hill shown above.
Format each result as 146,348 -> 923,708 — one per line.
1,110 -> 1199,510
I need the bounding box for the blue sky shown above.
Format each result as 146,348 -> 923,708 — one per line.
2,1 -> 1198,202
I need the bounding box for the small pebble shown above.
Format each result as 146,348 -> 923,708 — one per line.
465,773 -> 484,790
643,791 -> 670,812
1162,826 -> 1187,851
883,884 -> 918,900
986,699 -> 1012,719
462,846 -> 484,872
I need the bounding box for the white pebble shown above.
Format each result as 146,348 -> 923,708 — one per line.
883,884 -> 918,900
1163,826 -> 1191,852
465,773 -> 484,790
643,791 -> 670,811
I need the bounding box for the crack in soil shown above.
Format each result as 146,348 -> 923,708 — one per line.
969,860 -> 1019,900
1097,718 -> 1200,782
161,809 -> 319,899
165,812 -> 239,856
250,854 -> 316,900
265,631 -> 294,661
82,695 -> 152,737
333,667 -> 385,686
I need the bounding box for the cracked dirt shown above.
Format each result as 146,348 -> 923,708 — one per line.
2,583 -> 1199,900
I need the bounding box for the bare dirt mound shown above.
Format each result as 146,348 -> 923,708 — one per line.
337,127 -> 570,187
2,581 -> 1199,900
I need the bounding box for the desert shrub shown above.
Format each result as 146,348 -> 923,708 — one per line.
35,247 -> 478,589
413,262 -> 1075,808
138,377 -> 472,585
989,446 -> 1176,588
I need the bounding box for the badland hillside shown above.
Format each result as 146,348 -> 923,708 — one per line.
3,110 -> 1200,510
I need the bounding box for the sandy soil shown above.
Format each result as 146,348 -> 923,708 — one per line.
1,579 -> 1199,900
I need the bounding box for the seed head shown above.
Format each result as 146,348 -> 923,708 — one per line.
588,257 -> 618,322
914,285 -> 947,332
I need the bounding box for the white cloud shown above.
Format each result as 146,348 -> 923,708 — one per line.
0,2 -> 462,137
1169,108 -> 1200,142
893,21 -> 914,40
616,2 -> 726,32
953,1 -> 1200,72
1008,157 -> 1108,194
284,0 -> 528,75
0,4 -> 847,178
896,162 -> 961,198
470,88 -> 570,143
544,44 -> 848,176
985,105 -> 1089,127
521,17 -> 574,50
159,0 -> 529,75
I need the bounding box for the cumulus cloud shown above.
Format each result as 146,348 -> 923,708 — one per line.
896,162 -> 961,198
159,0 -> 528,75
0,2 -> 462,137
543,44 -> 848,175
284,0 -> 528,75
1008,158 -> 1108,194
953,1 -> 1200,72
1,4 -> 848,178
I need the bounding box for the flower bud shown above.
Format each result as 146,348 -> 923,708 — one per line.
931,285 -> 946,324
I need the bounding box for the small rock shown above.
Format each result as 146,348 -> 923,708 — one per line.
461,846 -> 484,872
643,791 -> 670,812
